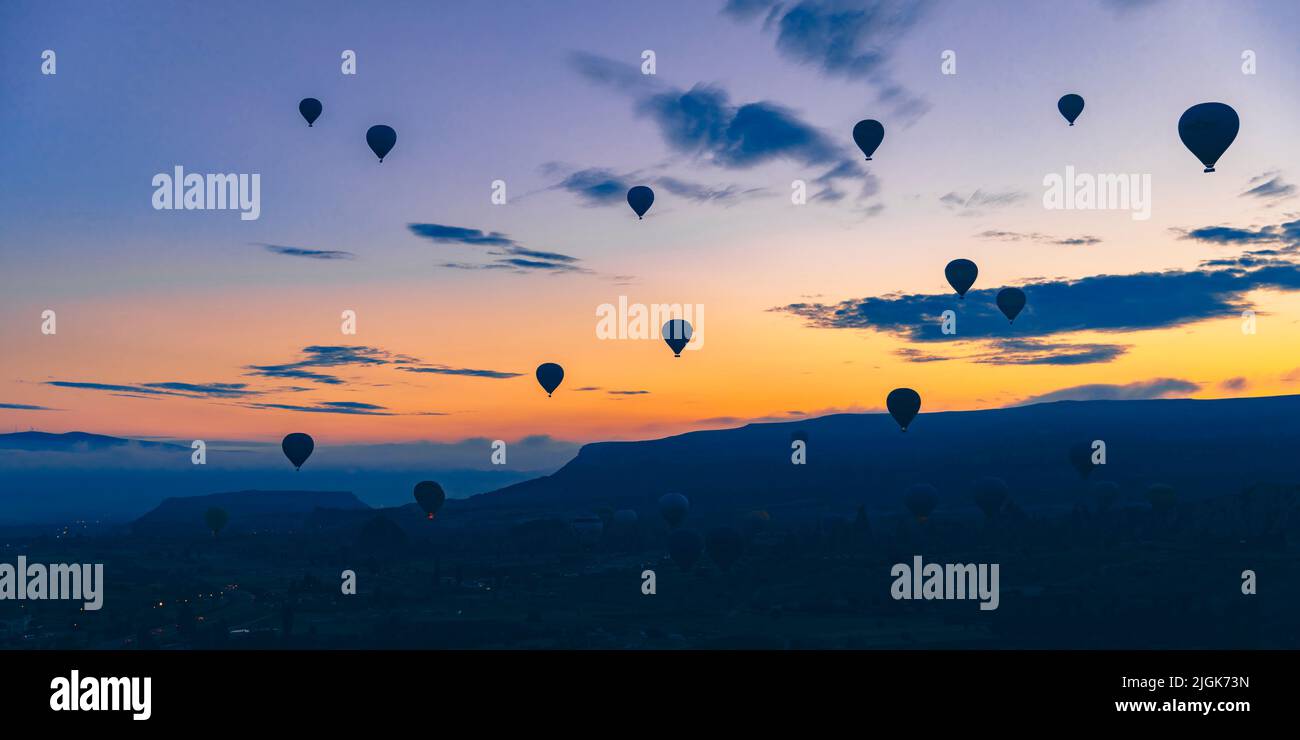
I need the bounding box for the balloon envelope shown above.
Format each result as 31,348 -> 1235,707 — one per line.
945,259 -> 978,298
668,529 -> 703,571
1068,442 -> 1096,480
886,388 -> 922,431
658,492 -> 690,528
535,362 -> 564,396
299,98 -> 322,127
1178,103 -> 1239,173
366,125 -> 397,162
1057,94 -> 1084,125
852,119 -> 884,160
281,433 -> 314,470
973,477 -> 1009,519
627,186 -> 654,219
413,480 -> 446,520
204,506 -> 228,536
662,319 -> 692,357
997,287 -> 1026,323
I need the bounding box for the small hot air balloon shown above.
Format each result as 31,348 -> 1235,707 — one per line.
299,98 -> 322,127
706,526 -> 745,571
996,287 -> 1026,323
1068,442 -> 1096,480
366,125 -> 397,162
413,480 -> 446,520
662,319 -> 692,357
1057,94 -> 1084,126
668,529 -> 703,571
204,506 -> 228,538
1178,102 -> 1239,173
904,483 -> 937,523
281,432 -> 314,470
658,492 -> 690,528
973,477 -> 1009,519
886,388 -> 921,432
945,259 -> 978,298
852,119 -> 884,160
535,362 -> 564,396
627,186 -> 654,219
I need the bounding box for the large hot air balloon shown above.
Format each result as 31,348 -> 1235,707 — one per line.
535,362 -> 564,396
668,529 -> 703,571
205,506 -> 228,538
1068,442 -> 1096,480
299,98 -> 322,127
706,526 -> 744,571
886,388 -> 921,431
1057,94 -> 1084,126
852,119 -> 884,160
281,433 -> 314,470
996,287 -> 1026,323
658,492 -> 690,528
1178,103 -> 1238,173
366,125 -> 397,162
973,477 -> 1009,519
662,319 -> 692,357
904,483 -> 938,523
627,186 -> 654,219
413,480 -> 446,520
945,259 -> 978,298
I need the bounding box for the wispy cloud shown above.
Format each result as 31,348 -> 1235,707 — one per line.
47,381 -> 261,398
940,189 -> 1026,216
259,244 -> 356,260
978,230 -> 1101,246
397,365 -> 522,379
246,345 -> 419,385
245,401 -> 396,416
0,402 -> 57,410
1240,171 -> 1296,203
1017,378 -> 1199,405
407,222 -> 589,274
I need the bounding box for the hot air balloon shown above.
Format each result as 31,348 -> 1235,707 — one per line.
886,388 -> 921,431
1057,94 -> 1084,126
904,483 -> 938,523
945,259 -> 978,298
1178,103 -> 1238,173
627,186 -> 654,219
1068,442 -> 1096,480
366,125 -> 397,162
996,287 -> 1026,323
413,480 -> 446,520
852,119 -> 884,160
658,492 -> 690,528
299,98 -> 322,127
535,362 -> 564,396
973,477 -> 1009,519
205,506 -> 228,538
281,433 -> 314,470
1091,480 -> 1120,511
662,319 -> 692,357
668,529 -> 703,571
706,526 -> 744,571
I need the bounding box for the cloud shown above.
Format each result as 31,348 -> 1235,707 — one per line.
1240,172 -> 1296,202
47,381 -> 260,398
979,230 -> 1101,246
0,403 -> 57,410
260,244 -> 356,260
573,386 -> 602,392
244,401 -> 396,416
397,365 -> 523,380
940,189 -> 1027,216
1017,378 -> 1199,405
970,339 -> 1128,366
1177,222 -> 1296,245
607,390 -> 651,395
721,0 -> 933,123
549,166 -> 766,208
408,222 -> 588,274
246,345 -> 419,385
1220,376 -> 1248,391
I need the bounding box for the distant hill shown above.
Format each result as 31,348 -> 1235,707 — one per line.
457,396 -> 1300,521
133,490 -> 370,536
0,431 -> 185,451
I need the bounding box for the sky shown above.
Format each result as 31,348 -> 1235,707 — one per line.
4,0 -> 1300,448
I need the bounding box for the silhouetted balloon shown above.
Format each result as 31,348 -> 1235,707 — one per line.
996,287 -> 1026,323
535,362 -> 564,396
852,119 -> 884,160
658,492 -> 690,528
973,477 -> 1009,519
366,125 -> 397,162
662,319 -> 692,357
413,480 -> 446,520
281,433 -> 314,470
904,483 -> 937,523
204,506 -> 228,537
1091,480 -> 1120,511
299,98 -> 322,127
668,529 -> 703,571
886,388 -> 921,432
1178,103 -> 1238,173
627,186 -> 654,219
706,526 -> 744,571
1147,483 -> 1177,511
1057,94 -> 1084,126
1068,442 -> 1096,480
945,258 -> 978,298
